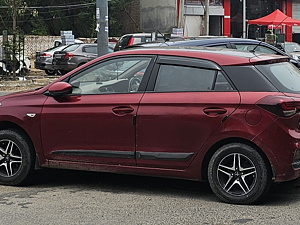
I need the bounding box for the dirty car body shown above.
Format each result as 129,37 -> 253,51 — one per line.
1,47 -> 300,204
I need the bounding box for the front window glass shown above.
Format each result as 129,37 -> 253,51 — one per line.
256,62 -> 300,94
68,57 -> 151,95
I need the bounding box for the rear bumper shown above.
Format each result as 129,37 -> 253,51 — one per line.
253,120 -> 300,182
34,61 -> 55,70
53,62 -> 76,71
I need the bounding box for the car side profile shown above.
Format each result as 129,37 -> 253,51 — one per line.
1,47 -> 300,204
114,33 -> 184,51
52,43 -> 113,74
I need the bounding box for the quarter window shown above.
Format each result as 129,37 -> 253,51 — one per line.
154,65 -> 233,92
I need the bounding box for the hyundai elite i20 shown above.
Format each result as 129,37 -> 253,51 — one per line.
1,47 -> 300,204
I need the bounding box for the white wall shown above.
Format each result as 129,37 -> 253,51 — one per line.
184,16 -> 202,37
293,0 -> 300,33
140,0 -> 177,33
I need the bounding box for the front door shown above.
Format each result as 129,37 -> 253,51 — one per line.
41,56 -> 153,166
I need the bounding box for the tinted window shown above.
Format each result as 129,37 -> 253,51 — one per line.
223,65 -> 278,92
68,57 -> 152,94
62,44 -> 80,52
154,65 -> 233,92
205,44 -> 228,48
256,62 -> 300,94
83,46 -> 97,54
235,44 -> 279,54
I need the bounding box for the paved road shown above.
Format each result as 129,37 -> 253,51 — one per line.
0,169 -> 300,225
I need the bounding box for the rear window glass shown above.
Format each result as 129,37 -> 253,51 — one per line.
223,65 -> 278,92
63,44 -> 80,52
256,62 -> 300,94
235,44 -> 279,54
83,46 -> 97,54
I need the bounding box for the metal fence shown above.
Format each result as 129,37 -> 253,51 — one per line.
0,35 -> 96,59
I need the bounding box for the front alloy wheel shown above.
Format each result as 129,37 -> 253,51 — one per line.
0,139 -> 22,177
0,130 -> 35,186
208,143 -> 271,204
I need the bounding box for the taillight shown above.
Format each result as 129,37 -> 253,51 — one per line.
41,53 -> 51,58
257,95 -> 300,117
64,53 -> 74,59
128,37 -> 135,46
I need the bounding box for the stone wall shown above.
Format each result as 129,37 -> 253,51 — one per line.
0,35 -> 96,59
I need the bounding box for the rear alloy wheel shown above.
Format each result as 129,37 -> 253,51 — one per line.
208,143 -> 271,204
0,130 -> 35,185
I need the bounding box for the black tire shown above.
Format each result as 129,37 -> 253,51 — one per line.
208,143 -> 271,204
57,70 -> 68,75
0,129 -> 35,186
45,69 -> 56,76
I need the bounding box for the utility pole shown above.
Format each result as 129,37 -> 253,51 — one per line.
96,0 -> 108,57
203,0 -> 210,36
178,0 -> 184,28
242,0 -> 247,38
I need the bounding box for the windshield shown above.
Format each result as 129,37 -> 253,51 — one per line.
284,43 -> 300,53
256,62 -> 300,94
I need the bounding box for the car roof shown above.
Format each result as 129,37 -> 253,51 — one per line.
126,37 -> 288,56
102,46 -> 289,66
136,38 -> 277,48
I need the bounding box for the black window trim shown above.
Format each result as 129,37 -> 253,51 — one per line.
60,54 -> 157,95
146,55 -> 230,92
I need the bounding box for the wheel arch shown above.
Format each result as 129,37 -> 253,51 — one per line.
201,137 -> 274,181
0,121 -> 37,163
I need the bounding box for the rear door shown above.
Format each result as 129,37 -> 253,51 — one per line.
136,56 -> 241,169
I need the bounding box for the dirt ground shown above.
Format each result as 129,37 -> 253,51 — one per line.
0,68 -> 58,92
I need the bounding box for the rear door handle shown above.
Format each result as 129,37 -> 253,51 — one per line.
112,106 -> 134,116
203,108 -> 227,116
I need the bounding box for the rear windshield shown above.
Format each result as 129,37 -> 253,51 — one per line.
62,44 -> 80,52
256,62 -> 300,94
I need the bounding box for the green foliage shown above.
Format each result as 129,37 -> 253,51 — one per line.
0,0 -> 128,38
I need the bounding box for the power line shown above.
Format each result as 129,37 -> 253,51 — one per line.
0,2 -> 95,9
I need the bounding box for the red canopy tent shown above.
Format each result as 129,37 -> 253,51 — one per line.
248,9 -> 300,26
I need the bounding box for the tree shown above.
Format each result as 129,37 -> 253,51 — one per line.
1,0 -> 28,79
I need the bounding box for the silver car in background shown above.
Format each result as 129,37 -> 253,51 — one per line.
35,45 -> 68,75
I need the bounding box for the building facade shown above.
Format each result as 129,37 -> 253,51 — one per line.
119,0 -> 300,42
181,0 -> 295,41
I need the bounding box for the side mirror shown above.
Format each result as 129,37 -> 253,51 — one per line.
48,82 -> 73,96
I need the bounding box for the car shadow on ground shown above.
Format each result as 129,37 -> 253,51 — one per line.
31,168 -> 300,205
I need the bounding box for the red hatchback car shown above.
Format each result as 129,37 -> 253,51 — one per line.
1,47 -> 300,204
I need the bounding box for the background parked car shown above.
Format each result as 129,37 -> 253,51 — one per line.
35,45 -> 68,75
276,42 -> 300,61
128,37 -> 300,67
53,43 -> 113,74
114,33 -> 184,51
